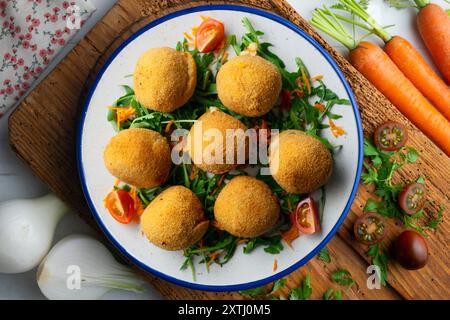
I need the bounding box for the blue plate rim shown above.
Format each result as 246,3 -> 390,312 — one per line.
76,4 -> 364,292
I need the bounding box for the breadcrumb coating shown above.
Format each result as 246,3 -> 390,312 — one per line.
141,186 -> 209,251
186,108 -> 248,174
216,55 -> 282,117
103,128 -> 171,188
214,176 -> 280,238
269,130 -> 333,194
134,47 -> 197,112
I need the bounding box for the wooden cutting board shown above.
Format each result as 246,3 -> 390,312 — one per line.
8,0 -> 449,300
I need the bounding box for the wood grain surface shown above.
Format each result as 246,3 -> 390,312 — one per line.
8,0 -> 449,300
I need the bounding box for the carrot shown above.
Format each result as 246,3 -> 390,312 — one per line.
349,41 -> 450,156
311,7 -> 450,156
337,0 -> 450,120
415,1 -> 450,84
384,36 -> 450,121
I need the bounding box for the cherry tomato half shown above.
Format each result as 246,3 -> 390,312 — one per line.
353,213 -> 385,245
293,197 -> 320,234
395,230 -> 428,270
195,18 -> 225,53
374,121 -> 408,151
398,183 -> 427,215
105,189 -> 136,224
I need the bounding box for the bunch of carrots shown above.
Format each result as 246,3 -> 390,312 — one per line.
311,0 -> 450,156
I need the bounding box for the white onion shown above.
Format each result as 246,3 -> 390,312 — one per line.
37,234 -> 146,300
0,193 -> 67,273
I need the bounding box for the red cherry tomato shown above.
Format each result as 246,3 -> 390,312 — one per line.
104,189 -> 136,224
374,121 -> 408,151
195,18 -> 225,53
399,183 -> 427,215
293,197 -> 321,235
353,213 -> 385,245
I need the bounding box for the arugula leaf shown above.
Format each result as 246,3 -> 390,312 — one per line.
243,235 -> 284,255
331,269 -> 355,287
318,246 -> 331,263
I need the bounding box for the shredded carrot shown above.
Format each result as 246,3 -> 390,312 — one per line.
184,42 -> 195,47
114,179 -> 120,188
237,239 -> 248,245
130,187 -> 144,216
191,26 -> 198,37
310,75 -> 324,81
273,259 -> 278,272
291,88 -> 305,98
165,120 -> 175,135
109,106 -> 136,130
287,198 -> 293,211
329,119 -> 346,137
183,32 -> 193,41
314,103 -> 326,112
207,251 -> 221,267
282,223 -> 300,248
221,51 -> 229,64
301,68 -> 311,95
200,15 -> 210,21
189,165 -> 199,181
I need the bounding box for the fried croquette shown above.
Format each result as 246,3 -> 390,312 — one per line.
214,176 -> 280,238
133,47 -> 197,112
103,128 -> 171,188
269,130 -> 333,194
185,108 -> 248,174
141,186 -> 209,251
216,55 -> 282,117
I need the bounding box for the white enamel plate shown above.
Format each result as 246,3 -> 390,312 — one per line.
78,5 -> 363,291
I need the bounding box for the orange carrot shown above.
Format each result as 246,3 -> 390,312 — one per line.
350,41 -> 450,156
312,6 -> 450,155
335,0 -> 450,120
416,2 -> 450,84
384,36 -> 450,121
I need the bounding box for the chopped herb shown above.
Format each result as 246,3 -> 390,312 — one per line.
289,275 -> 313,300
239,286 -> 267,297
270,278 -> 287,294
323,288 -> 343,300
331,268 -> 355,287
318,246 -> 331,263
366,244 -> 389,286
362,139 -> 443,235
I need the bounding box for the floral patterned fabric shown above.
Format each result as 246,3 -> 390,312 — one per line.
0,0 -> 96,117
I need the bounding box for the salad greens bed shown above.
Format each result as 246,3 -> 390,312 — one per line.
106,18 -> 350,278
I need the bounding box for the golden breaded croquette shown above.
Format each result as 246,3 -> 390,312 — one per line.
185,108 -> 248,174
133,47 -> 196,112
103,128 -> 171,188
216,55 -> 282,117
269,130 -> 333,194
141,186 -> 209,251
214,176 -> 280,238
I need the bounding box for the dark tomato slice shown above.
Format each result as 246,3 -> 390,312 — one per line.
105,189 -> 136,224
398,183 -> 426,215
374,121 -> 408,151
395,230 -> 428,270
353,212 -> 385,245
293,197 -> 320,234
195,18 -> 225,53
